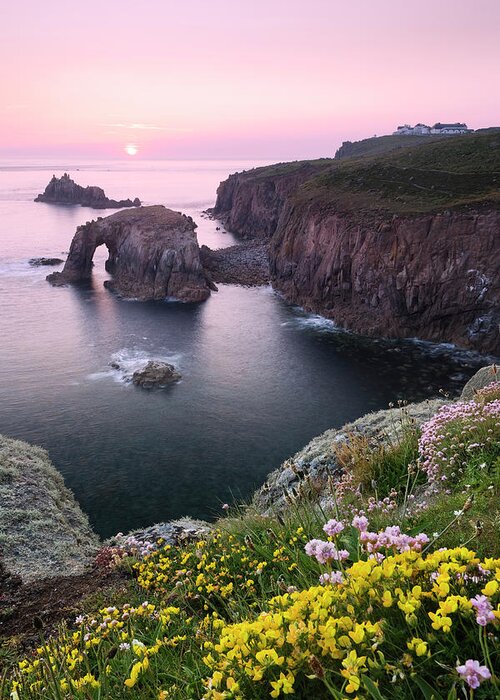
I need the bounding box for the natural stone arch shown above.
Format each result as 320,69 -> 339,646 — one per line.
47,206 -> 213,303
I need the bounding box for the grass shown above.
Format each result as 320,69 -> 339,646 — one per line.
223,131 -> 500,215
2,388 -> 500,699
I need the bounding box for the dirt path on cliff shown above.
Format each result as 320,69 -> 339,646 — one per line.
0,561 -> 129,653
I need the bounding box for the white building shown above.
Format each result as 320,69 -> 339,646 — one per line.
393,122 -> 472,136
430,122 -> 472,134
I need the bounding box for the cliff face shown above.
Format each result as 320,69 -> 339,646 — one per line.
47,206 -> 212,303
270,202 -> 500,354
211,133 -> 500,354
35,173 -> 141,209
212,162 -> 330,238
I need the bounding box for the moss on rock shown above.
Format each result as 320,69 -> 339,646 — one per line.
0,435 -> 99,583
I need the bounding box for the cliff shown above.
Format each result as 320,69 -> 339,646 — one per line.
47,205 -> 213,302
211,160 -> 331,238
35,173 -> 141,209
0,434 -> 98,582
212,133 -> 500,354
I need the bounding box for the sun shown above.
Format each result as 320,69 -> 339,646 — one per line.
125,143 -> 138,156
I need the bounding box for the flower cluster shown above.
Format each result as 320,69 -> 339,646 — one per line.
418,396 -> 500,483
203,545 -> 499,699
456,659 -> 492,689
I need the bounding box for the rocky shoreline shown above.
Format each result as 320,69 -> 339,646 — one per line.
200,240 -> 270,286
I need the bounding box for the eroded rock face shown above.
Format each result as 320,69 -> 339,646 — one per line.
211,162 -> 329,238
132,361 -> 182,388
200,241 -> 269,285
270,203 -> 500,354
35,173 -> 141,209
213,165 -> 500,354
47,206 -> 212,302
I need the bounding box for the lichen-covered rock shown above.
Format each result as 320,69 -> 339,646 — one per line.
110,518 -> 211,549
47,205 -> 212,302
0,435 -> 99,582
35,173 -> 141,209
460,364 -> 499,400
253,399 -> 446,514
132,360 -> 182,388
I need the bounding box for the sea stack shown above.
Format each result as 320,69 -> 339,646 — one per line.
35,173 -> 141,209
47,205 -> 213,303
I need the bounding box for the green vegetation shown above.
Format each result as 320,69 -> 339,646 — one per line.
234,131 -> 500,214
2,383 -> 499,699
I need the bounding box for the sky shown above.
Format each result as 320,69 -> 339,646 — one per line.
1,0 -> 499,160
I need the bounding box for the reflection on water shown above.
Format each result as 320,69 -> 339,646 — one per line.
0,159 -> 493,537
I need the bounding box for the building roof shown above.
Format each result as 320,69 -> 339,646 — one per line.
432,122 -> 468,129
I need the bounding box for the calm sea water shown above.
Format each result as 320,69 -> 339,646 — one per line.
0,159 -> 492,537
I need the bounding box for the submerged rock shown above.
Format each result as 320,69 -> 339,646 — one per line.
35,173 -> 141,209
47,205 -> 212,302
29,257 -> 64,266
132,360 -> 182,388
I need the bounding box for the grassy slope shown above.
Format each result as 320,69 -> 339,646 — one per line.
236,132 -> 500,215
334,133 -> 449,160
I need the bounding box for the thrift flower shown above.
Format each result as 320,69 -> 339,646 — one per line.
323,518 -> 345,537
456,659 -> 491,689
470,595 -> 495,626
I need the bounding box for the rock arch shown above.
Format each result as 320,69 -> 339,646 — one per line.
47,206 -> 213,302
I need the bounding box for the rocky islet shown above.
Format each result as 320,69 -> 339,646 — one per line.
35,173 -> 141,209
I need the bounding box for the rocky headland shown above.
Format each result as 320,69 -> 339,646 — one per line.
35,173 -> 141,209
212,132 -> 500,354
47,205 -> 213,302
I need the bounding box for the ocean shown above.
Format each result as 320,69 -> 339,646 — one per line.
0,158 -> 489,537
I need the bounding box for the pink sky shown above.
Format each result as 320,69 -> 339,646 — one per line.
2,0 -> 499,160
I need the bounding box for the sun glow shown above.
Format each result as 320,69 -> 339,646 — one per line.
125,143 -> 138,156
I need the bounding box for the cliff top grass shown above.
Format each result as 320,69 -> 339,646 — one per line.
241,131 -> 500,215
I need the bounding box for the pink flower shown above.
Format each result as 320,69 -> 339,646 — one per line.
456,659 -> 491,689
319,571 -> 344,585
304,539 -> 322,557
351,515 -> 369,532
323,518 -> 345,537
470,595 -> 495,626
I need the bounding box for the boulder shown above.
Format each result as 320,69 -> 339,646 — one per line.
132,360 -> 182,388
461,365 -> 499,400
35,173 -> 141,209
